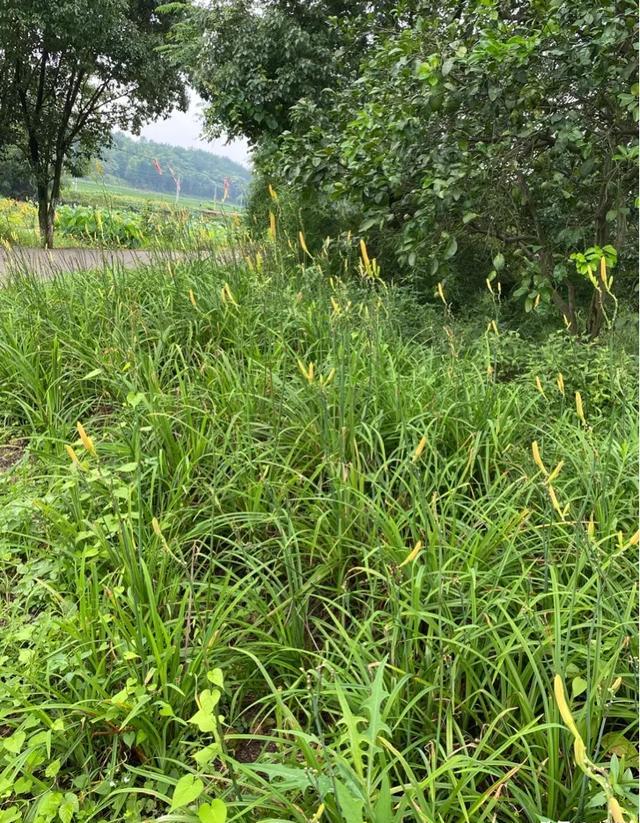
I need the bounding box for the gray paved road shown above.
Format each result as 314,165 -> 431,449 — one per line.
0,247 -> 181,280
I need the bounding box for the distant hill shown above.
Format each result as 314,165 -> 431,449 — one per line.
94,133 -> 251,205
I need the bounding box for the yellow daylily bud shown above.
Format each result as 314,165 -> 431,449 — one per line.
398,540 -> 424,568
360,238 -> 371,269
553,674 -> 581,739
76,422 -> 96,456
412,436 -> 427,463
298,231 -> 311,257
531,441 -> 547,476
65,444 -> 80,465
548,485 -> 566,519
608,797 -> 625,823
548,460 -> 564,483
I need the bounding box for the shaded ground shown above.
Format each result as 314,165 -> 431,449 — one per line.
0,247 -> 179,281
0,438 -> 26,472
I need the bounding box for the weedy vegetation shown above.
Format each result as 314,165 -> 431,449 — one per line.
0,198 -> 229,251
0,226 -> 637,823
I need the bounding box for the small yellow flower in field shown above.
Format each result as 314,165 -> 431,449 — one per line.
188,289 -> 197,307
627,529 -> 639,547
575,391 -> 585,424
298,231 -> 311,257
535,376 -> 546,397
65,444 -> 80,465
547,485 -> 566,519
556,372 -> 565,396
436,281 -> 446,304
531,441 -> 547,475
297,359 -> 314,383
76,422 -> 96,456
548,460 -> 564,483
220,282 -> 238,307
268,183 -> 278,201
398,540 -> 423,568
359,238 -> 371,269
412,436 -> 427,463
151,517 -> 162,537
268,211 -> 277,241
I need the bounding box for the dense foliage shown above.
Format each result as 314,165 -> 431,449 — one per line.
96,133 -> 250,206
0,244 -> 636,822
0,0 -> 188,246
0,146 -> 35,199
184,0 -> 638,332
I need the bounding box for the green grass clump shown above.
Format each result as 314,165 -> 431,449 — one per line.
0,248 -> 637,822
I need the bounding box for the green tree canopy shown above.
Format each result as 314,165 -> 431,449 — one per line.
183,0 -> 638,333
0,0 -> 189,246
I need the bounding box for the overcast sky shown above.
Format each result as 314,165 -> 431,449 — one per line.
130,93 -> 252,168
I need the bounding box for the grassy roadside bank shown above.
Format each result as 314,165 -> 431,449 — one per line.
0,248 -> 637,822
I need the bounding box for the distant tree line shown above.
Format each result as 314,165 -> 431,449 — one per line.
96,132 -> 251,205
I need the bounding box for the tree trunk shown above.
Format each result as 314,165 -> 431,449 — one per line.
551,287 -> 579,335
37,182 -> 54,248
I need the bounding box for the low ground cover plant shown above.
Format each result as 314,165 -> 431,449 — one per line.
0,240 -> 636,822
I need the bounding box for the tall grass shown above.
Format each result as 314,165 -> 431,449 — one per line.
0,243 -> 636,822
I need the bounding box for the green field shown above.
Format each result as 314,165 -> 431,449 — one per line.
0,195 -> 234,250
64,177 -> 241,213
0,235 -> 636,822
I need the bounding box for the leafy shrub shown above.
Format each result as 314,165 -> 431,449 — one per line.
484,328 -> 636,411
55,204 -> 144,247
